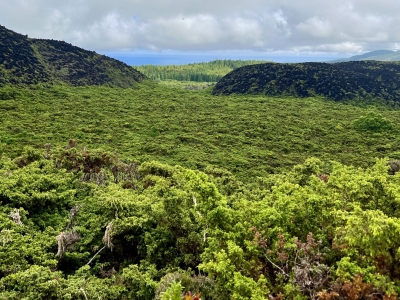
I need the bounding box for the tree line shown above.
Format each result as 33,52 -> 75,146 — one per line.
135,60 -> 267,82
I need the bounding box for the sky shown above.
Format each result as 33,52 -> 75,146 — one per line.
1,0 -> 400,64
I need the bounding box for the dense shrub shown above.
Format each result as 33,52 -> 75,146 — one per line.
353,111 -> 393,131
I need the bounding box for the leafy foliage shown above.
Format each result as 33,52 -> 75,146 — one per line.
160,281 -> 184,300
353,111 -> 393,131
0,144 -> 399,298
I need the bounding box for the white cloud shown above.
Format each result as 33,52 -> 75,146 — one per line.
272,10 -> 291,37
296,17 -> 333,38
223,17 -> 263,46
316,42 -> 364,53
1,0 -> 400,54
151,15 -> 222,47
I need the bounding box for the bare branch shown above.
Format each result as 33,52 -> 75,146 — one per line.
80,288 -> 88,300
264,254 -> 290,278
86,246 -> 106,265
87,221 -> 114,265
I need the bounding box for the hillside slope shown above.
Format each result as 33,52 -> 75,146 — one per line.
0,25 -> 146,87
213,61 -> 400,102
367,50 -> 400,61
330,50 -> 396,62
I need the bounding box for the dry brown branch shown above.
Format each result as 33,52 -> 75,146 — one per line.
56,231 -> 81,256
102,221 -> 113,250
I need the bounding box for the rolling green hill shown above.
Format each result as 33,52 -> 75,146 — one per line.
213,61 -> 400,103
0,25 -> 146,87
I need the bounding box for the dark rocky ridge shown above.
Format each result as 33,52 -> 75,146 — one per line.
213,61 -> 400,102
0,25 -> 147,87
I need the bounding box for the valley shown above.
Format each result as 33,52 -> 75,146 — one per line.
1,24 -> 400,300
1,83 -> 399,181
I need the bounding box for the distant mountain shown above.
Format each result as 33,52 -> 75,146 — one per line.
330,50 -> 400,62
0,25 -> 147,87
213,61 -> 400,102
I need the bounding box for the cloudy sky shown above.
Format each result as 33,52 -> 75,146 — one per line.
1,0 -> 400,60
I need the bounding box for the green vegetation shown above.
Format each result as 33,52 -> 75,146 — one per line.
352,111 -> 394,132
136,60 -> 267,82
156,79 -> 215,90
2,82 -> 400,297
2,84 -> 400,181
0,144 -> 400,299
2,24 -> 400,297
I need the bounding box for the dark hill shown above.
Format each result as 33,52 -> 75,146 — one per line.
212,61 -> 400,102
0,25 -> 146,87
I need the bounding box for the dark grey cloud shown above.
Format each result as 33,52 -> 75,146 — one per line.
1,0 -> 400,54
